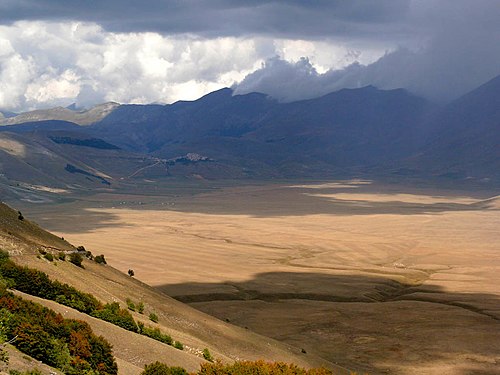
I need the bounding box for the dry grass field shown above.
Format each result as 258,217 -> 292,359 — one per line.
19,180 -> 500,374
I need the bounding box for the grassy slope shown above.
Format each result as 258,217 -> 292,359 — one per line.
0,202 -> 345,374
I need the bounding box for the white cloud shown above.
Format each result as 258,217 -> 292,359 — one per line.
0,21 -> 390,111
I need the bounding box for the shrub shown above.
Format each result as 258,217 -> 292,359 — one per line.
140,326 -> 172,345
17,211 -> 24,221
141,361 -> 187,375
173,341 -> 184,350
76,246 -> 85,252
128,269 -> 135,277
69,253 -> 83,268
58,252 -> 66,261
91,302 -> 138,332
202,348 -> 213,362
126,298 -> 135,311
149,312 -> 158,323
198,361 -> 333,375
94,254 -> 106,264
43,253 -> 54,262
0,292 -> 117,374
137,301 -> 145,314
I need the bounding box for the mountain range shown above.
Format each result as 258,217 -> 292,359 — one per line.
0,74 -> 499,196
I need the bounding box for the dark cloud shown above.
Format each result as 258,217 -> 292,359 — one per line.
235,0 -> 500,102
0,0 -> 499,109
0,0 -> 412,40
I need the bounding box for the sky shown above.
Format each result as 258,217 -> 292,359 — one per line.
0,0 -> 499,112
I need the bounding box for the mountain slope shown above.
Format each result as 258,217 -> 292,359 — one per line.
92,86 -> 433,178
0,102 -> 119,126
403,74 -> 500,180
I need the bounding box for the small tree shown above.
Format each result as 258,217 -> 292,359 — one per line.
94,254 -> 107,264
69,253 -> 83,268
17,211 -> 24,221
128,269 -> 135,277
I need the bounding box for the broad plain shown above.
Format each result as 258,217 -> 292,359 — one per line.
20,180 -> 500,375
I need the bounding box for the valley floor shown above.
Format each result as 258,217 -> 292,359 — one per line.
15,180 -> 500,374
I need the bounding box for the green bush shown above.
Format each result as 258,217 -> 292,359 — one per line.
140,326 -> 172,346
202,348 -> 213,362
69,253 -> 83,268
141,361 -> 187,375
173,341 -> 184,350
94,254 -> 107,264
43,253 -> 54,262
149,312 -> 158,323
91,302 -> 138,333
137,301 -> 145,314
58,252 -> 66,261
126,298 -> 136,311
0,291 -> 117,374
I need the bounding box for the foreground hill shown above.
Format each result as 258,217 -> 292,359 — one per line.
0,202 -> 344,374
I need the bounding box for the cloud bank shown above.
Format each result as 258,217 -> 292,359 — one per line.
0,22 -> 378,111
235,1 -> 500,102
0,1 -> 499,111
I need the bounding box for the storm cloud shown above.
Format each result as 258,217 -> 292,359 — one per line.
0,0 -> 499,110
235,0 -> 500,102
0,1 -> 413,41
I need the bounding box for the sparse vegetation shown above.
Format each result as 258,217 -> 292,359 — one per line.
141,362 -> 187,375
137,301 -> 145,314
198,361 -> 333,375
139,361 -> 333,375
140,326 -> 172,345
173,341 -> 184,350
43,253 -> 53,262
149,312 -> 159,323
126,298 -> 136,311
202,348 -> 213,362
91,302 -> 138,333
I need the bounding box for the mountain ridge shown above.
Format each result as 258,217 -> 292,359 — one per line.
0,76 -> 499,189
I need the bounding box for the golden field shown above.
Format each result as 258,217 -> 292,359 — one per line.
20,180 -> 500,374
